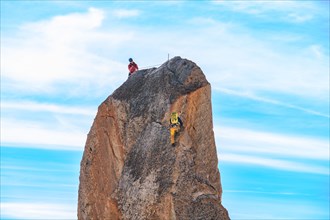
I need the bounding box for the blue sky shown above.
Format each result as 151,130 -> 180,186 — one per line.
1,1 -> 329,219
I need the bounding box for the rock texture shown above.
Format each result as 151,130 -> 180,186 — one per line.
78,56 -> 230,220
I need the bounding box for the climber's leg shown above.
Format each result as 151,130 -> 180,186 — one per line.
170,126 -> 179,146
170,127 -> 176,145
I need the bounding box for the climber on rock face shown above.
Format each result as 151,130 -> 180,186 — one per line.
128,58 -> 138,77
169,112 -> 183,147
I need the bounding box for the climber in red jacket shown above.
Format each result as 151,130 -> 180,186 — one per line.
128,58 -> 138,77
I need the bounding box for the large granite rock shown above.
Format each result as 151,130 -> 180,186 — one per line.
78,56 -> 230,220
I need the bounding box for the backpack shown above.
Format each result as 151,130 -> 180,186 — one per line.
170,112 -> 179,125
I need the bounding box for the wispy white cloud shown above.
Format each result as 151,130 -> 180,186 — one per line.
308,44 -> 326,59
215,87 -> 329,118
213,0 -> 319,23
1,101 -> 95,150
131,16 -> 329,100
1,100 -> 95,149
287,12 -> 313,23
112,9 -> 141,18
1,165 -> 76,173
197,32 -> 329,100
1,118 -> 85,150
2,6 -> 328,100
219,153 -> 329,175
1,7 -> 130,94
215,126 -> 329,160
215,126 -> 329,174
2,101 -> 96,116
187,17 -> 218,25
0,202 -> 76,219
224,189 -> 305,196
222,195 -> 328,220
23,7 -> 104,30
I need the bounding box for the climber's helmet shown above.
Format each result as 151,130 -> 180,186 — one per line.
129,58 -> 133,62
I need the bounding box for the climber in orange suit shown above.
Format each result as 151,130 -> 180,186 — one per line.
169,112 -> 183,146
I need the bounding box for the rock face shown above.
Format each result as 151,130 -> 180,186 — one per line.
78,56 -> 230,220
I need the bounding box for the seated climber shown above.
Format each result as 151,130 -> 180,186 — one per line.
169,112 -> 183,146
128,58 -> 139,77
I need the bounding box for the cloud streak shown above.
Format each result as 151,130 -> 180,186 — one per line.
215,87 -> 329,118
1,118 -> 86,150
1,101 -> 96,116
215,126 -> 329,160
112,9 -> 141,18
0,202 -> 76,219
2,101 -> 96,116
212,0 -> 320,23
1,7 -> 129,94
219,153 -> 329,175
215,126 -> 329,174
